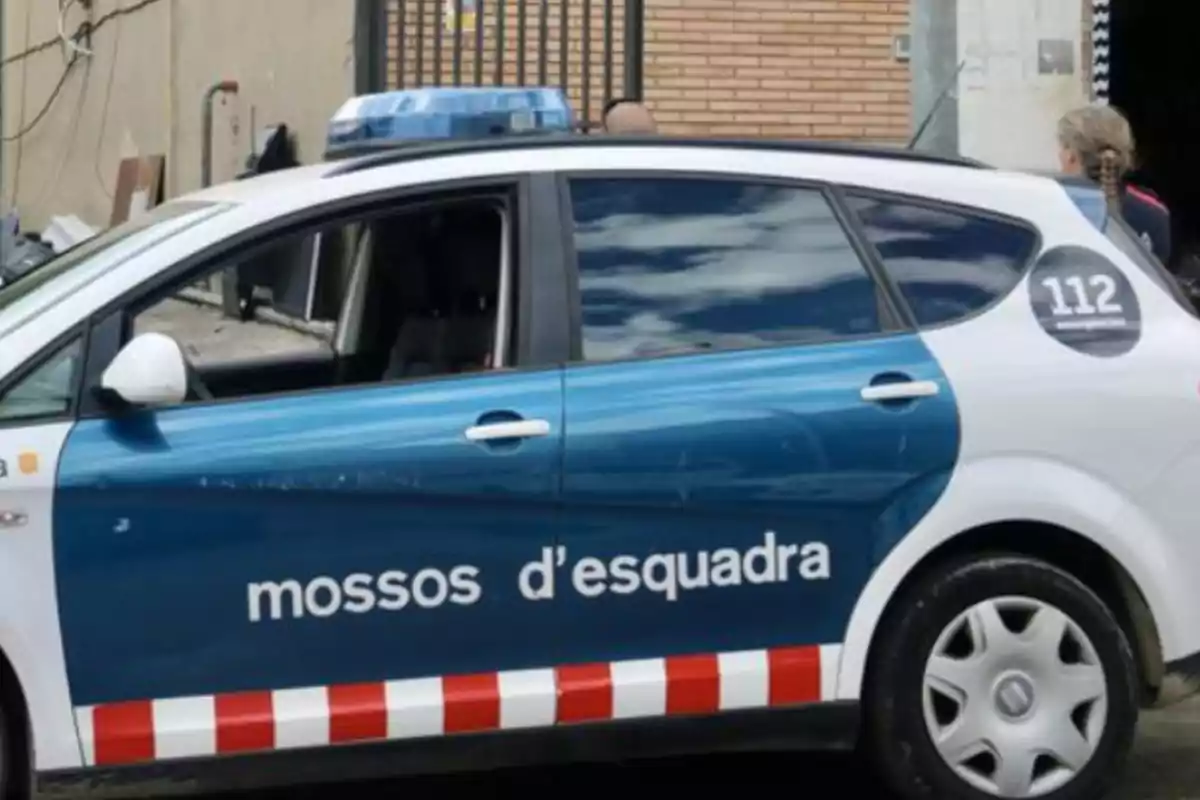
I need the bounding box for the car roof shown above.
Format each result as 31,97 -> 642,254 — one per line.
322,134 -> 989,174
181,136 -> 987,207
170,136 -> 1073,235
186,162 -> 339,206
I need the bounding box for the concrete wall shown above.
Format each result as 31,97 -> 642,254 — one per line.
2,0 -> 357,231
955,0 -> 1091,170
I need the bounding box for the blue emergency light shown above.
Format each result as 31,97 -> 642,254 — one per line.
324,87 -> 575,159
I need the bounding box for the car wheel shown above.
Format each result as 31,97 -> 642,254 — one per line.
863,554 -> 1139,800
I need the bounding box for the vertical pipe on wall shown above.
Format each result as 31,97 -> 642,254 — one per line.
516,0 -> 527,85
452,0 -> 464,85
494,0 -> 507,85
536,0 -> 548,86
416,0 -> 426,86
474,0 -> 485,86
397,0 -> 407,88
581,0 -> 592,125
622,0 -> 643,100
602,0 -> 613,109
354,0 -> 388,94
558,0 -> 568,93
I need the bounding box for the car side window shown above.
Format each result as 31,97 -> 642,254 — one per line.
133,232 -> 339,370
0,338 -> 83,423
110,191 -> 513,409
845,193 -> 1039,327
568,177 -> 884,363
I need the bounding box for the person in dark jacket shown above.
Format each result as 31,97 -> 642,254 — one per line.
1057,105 -> 1172,265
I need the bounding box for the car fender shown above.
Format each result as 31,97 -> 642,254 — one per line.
835,454 -> 1186,701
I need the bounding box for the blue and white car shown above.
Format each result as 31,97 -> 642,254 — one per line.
0,97 -> 1198,800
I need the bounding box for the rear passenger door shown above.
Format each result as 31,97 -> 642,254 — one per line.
550,174 -> 961,702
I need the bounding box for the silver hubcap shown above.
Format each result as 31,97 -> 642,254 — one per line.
922,596 -> 1108,798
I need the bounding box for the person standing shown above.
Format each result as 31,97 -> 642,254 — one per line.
1056,105 -> 1172,266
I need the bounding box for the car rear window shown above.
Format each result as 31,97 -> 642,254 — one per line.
846,193 -> 1039,327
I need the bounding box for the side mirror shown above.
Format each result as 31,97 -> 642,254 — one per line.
99,332 -> 188,408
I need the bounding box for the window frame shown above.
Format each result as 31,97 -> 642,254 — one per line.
554,169 -> 912,366
836,185 -> 1045,332
0,326 -> 88,430
75,172 -> 572,418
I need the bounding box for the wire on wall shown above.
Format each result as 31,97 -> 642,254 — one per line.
8,0 -> 37,208
93,0 -> 125,197
2,0 -> 164,69
2,54 -> 82,143
35,49 -> 95,211
58,0 -> 95,58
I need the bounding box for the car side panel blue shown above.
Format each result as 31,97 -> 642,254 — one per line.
556,334 -> 960,661
54,370 -> 564,706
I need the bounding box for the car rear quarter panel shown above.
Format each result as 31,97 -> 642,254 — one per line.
836,180 -> 1200,700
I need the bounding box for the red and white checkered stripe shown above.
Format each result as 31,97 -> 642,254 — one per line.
75,644 -> 841,766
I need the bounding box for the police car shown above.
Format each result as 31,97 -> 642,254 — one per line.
0,87 -> 1196,800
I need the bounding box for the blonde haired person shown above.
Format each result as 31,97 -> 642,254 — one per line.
1057,104 -> 1172,265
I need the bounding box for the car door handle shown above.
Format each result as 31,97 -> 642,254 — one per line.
464,419 -> 551,442
860,380 -> 940,402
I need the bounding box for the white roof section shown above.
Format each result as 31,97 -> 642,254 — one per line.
175,142 -> 1070,232
184,162 -> 339,205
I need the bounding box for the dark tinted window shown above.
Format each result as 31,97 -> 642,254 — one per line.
847,194 -> 1038,327
569,178 -> 883,362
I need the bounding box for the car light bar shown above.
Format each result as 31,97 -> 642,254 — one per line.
325,87 -> 575,160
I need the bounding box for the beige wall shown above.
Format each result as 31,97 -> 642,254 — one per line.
2,0 -> 357,231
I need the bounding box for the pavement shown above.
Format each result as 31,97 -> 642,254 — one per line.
189,699 -> 1200,799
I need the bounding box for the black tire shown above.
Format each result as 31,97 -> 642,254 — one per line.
862,554 -> 1139,800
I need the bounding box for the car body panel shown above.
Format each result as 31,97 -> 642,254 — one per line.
556,334 -> 959,665
54,370 -> 564,705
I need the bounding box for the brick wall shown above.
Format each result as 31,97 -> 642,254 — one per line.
386,0 -> 911,142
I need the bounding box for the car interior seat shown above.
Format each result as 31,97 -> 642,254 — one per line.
435,206 -> 501,372
380,216 -> 447,380
378,205 -> 503,381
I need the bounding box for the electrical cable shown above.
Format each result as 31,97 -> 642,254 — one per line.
2,0 -> 164,69
2,53 -> 81,142
4,0 -> 95,144
92,0 -> 125,197
58,0 -> 94,58
9,1 -> 37,207
36,41 -> 95,211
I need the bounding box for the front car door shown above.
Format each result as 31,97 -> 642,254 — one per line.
51,176 -> 572,765
552,172 -> 961,712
